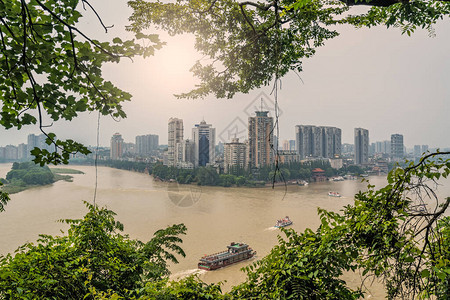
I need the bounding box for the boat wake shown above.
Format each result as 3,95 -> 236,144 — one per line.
170,268 -> 206,280
264,227 -> 278,231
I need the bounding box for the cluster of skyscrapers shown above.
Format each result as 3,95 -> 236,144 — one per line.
2,113 -> 429,170
106,123 -> 429,171
295,125 -> 342,159
167,118 -> 216,169
0,134 -> 52,160
110,133 -> 159,160
166,110 -> 275,171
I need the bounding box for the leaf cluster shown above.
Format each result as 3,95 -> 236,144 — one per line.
128,0 -> 346,99
0,201 -> 187,299
128,0 -> 449,99
0,0 -> 163,165
230,152 -> 450,299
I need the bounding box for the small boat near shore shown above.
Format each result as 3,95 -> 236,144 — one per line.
328,191 -> 341,197
274,216 -> 293,228
198,242 -> 256,271
297,180 -> 308,186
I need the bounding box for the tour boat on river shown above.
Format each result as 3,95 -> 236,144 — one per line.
274,216 -> 293,228
328,191 -> 341,197
198,242 -> 256,271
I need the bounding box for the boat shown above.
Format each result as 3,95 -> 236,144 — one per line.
328,191 -> 341,197
274,216 -> 293,228
297,180 -> 308,186
198,242 -> 256,271
331,176 -> 344,181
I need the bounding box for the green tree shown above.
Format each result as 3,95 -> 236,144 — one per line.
0,181 -> 9,212
128,0 -> 450,99
0,202 -> 187,299
5,161 -> 55,185
231,152 -> 450,299
219,174 -> 236,187
197,167 -> 220,186
0,0 -> 162,166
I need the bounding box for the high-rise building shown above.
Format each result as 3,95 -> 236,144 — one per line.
174,139 -> 195,168
192,119 -> 216,167
248,111 -> 273,168
135,134 -> 159,156
391,134 -> 404,161
173,140 -> 194,169
18,143 -> 27,160
273,135 -> 279,151
181,139 -> 195,166
342,143 -> 354,155
224,137 -> 247,173
295,125 -> 341,159
322,126 -> 342,158
123,142 -> 135,155
375,140 -> 391,154
37,134 -> 50,151
2,145 -> 18,160
296,125 -> 316,158
414,145 -> 422,158
27,134 -> 38,158
354,128 -> 369,165
282,140 -> 290,151
110,133 -> 124,160
27,134 -> 52,158
289,140 -> 296,151
168,118 -> 184,166
421,145 -> 429,154
369,143 -> 376,156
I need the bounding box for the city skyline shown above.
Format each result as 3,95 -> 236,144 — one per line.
0,1 -> 449,149
1,124 -> 446,152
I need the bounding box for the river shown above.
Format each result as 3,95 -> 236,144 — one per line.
1,163 -> 449,298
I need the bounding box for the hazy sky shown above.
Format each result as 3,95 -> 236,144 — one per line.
0,1 -> 449,149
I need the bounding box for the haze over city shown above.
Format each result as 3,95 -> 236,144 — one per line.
0,1 -> 449,149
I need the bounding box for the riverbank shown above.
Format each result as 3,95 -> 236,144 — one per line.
1,166 -> 84,194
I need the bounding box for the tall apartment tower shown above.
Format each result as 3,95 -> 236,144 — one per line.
180,139 -> 195,165
192,119 -> 216,167
18,143 -> 28,160
375,140 -> 391,154
391,134 -> 404,161
224,137 -> 247,173
289,140 -> 296,151
413,145 -> 422,158
248,111 -> 273,168
135,134 -> 159,156
354,128 -> 369,165
168,118 -> 184,167
110,133 -> 124,160
322,127 -> 342,158
27,134 -> 38,158
295,125 -> 341,159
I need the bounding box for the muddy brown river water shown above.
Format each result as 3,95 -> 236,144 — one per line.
1,164 -> 448,298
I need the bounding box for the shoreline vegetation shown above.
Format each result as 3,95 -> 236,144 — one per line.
0,162 -> 84,194
70,158 -> 367,188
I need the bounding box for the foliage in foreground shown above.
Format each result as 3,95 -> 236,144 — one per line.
0,153 -> 449,299
0,202 -> 187,299
0,0 -> 162,166
128,0 -> 450,99
231,152 -> 450,299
